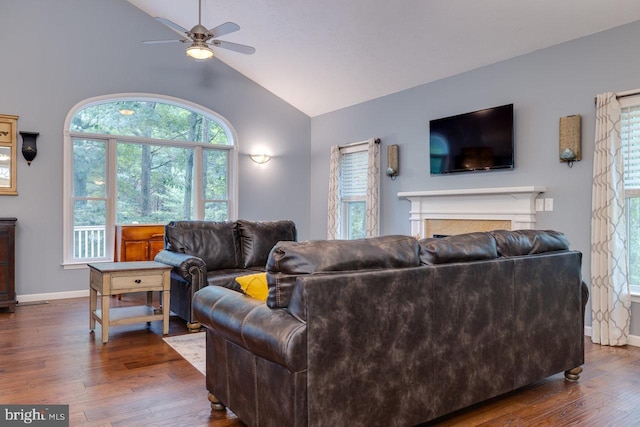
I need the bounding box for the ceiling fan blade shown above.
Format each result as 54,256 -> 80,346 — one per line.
143,39 -> 186,44
211,40 -> 256,55
209,22 -> 240,38
155,17 -> 189,36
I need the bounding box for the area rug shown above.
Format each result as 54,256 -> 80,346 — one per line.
163,332 -> 205,375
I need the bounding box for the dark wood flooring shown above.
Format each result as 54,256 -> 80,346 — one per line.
1,295 -> 639,426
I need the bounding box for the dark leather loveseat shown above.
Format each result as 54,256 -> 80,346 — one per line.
154,219 -> 296,330
193,229 -> 588,426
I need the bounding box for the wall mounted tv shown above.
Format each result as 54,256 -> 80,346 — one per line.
429,103 -> 514,175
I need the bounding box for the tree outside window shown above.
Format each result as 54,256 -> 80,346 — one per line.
65,96 -> 236,264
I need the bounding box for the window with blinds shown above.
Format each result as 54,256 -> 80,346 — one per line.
339,147 -> 367,240
340,150 -> 368,199
622,105 -> 640,196
621,97 -> 640,295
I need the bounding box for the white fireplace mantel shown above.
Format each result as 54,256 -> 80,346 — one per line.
398,186 -> 546,238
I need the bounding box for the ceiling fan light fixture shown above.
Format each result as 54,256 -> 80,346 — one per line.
186,42 -> 214,60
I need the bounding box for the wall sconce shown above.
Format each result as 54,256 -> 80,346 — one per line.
19,131 -> 39,166
250,153 -> 271,164
559,115 -> 581,168
386,144 -> 399,179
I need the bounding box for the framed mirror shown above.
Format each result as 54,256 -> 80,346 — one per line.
0,114 -> 18,195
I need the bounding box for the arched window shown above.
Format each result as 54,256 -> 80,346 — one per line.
63,94 -> 237,265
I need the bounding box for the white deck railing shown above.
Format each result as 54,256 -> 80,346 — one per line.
74,225 -> 106,259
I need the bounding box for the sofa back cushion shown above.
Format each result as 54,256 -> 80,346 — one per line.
265,235 -> 420,308
419,232 -> 498,265
489,229 -> 569,256
237,220 -> 297,268
164,221 -> 242,270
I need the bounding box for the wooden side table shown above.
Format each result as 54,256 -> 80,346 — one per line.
89,261 -> 172,344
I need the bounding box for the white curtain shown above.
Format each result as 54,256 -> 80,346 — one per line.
327,145 -> 341,239
591,92 -> 632,346
327,138 -> 380,239
365,138 -> 380,237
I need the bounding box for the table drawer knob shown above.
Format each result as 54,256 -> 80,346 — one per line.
135,279 -> 141,284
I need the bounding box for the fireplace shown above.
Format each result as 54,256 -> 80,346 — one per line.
398,186 -> 546,239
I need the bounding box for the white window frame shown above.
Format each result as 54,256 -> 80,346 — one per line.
62,93 -> 239,267
338,144 -> 368,240
620,93 -> 640,298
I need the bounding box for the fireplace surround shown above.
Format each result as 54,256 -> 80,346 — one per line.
398,186 -> 546,238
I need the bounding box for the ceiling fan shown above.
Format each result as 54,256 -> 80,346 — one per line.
143,0 -> 255,60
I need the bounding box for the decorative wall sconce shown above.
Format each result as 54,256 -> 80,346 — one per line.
250,153 -> 271,164
386,144 -> 399,179
19,131 -> 39,166
559,115 -> 581,168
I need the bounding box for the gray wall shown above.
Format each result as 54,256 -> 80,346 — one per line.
3,0 -> 638,335
310,20 -> 640,334
0,0 -> 310,296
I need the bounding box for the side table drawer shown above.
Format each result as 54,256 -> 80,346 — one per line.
111,273 -> 164,290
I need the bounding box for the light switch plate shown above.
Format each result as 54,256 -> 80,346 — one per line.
535,199 -> 544,211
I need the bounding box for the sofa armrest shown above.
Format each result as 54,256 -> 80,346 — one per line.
193,285 -> 306,372
155,250 -> 207,286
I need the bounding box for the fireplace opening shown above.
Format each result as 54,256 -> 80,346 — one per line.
425,219 -> 511,239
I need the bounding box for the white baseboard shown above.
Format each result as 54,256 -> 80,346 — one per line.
584,326 -> 640,347
17,289 -> 89,303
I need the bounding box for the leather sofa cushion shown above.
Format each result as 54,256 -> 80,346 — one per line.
206,269 -> 251,292
164,221 -> 242,270
490,229 -> 569,256
237,220 -> 297,268
266,235 -> 420,308
419,232 -> 498,265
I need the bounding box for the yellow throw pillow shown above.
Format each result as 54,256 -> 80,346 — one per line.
235,272 -> 268,301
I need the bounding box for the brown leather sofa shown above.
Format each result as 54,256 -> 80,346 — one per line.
193,230 -> 588,426
154,219 -> 296,330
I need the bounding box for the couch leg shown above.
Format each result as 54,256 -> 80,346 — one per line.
208,392 -> 225,411
564,366 -> 583,381
187,322 -> 202,332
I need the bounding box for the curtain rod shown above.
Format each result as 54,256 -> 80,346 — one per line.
594,90 -> 640,105
339,138 -> 380,149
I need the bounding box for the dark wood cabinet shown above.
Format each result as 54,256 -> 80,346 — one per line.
0,218 -> 16,312
115,224 -> 165,262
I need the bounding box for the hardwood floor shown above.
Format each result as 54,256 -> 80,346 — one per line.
1,296 -> 639,426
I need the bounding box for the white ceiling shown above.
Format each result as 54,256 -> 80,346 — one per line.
127,0 -> 640,117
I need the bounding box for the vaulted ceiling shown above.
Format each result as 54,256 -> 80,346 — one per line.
127,0 -> 640,117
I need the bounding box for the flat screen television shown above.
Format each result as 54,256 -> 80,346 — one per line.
429,103 -> 514,175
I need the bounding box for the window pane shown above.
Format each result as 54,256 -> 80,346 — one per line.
203,149 -> 228,199
346,201 -> 366,240
71,101 -> 230,145
73,139 -> 106,198
74,200 -> 106,259
205,202 -> 229,221
116,142 -> 193,223
628,197 -> 640,286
